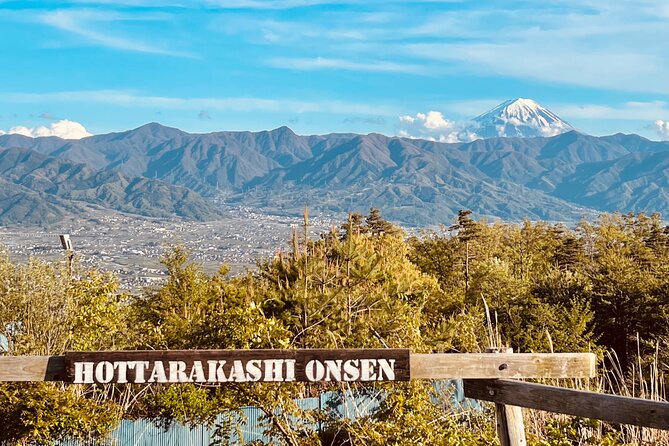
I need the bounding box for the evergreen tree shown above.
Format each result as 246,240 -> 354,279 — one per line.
365,208 -> 401,236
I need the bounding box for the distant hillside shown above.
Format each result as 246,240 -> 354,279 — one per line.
0,146 -> 223,225
3,123 -> 669,226
0,124 -> 315,195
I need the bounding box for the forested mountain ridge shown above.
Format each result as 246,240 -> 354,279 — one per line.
2,123 -> 669,225
0,145 -> 223,225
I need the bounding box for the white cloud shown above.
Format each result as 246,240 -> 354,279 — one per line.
269,57 -> 422,74
16,1 -> 669,94
396,4 -> 669,95
398,111 -> 477,143
655,120 -> 669,140
448,98 -> 669,124
39,9 -> 194,58
203,0 -> 370,9
203,1 -> 669,91
0,120 -> 92,139
552,101 -> 669,121
407,41 -> 666,94
3,89 -> 396,115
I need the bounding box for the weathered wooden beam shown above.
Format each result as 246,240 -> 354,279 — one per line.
463,379 -> 669,431
0,352 -> 596,382
0,356 -> 66,381
410,353 -> 596,379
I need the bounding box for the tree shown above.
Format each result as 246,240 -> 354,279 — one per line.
452,210 -> 483,293
552,230 -> 583,271
0,250 -> 125,445
340,212 -> 366,239
365,208 -> 402,237
0,382 -> 120,445
585,213 -> 669,367
258,210 -> 438,350
411,217 -> 599,354
126,245 -> 294,430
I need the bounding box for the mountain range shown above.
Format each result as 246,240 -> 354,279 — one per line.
1,99 -> 668,226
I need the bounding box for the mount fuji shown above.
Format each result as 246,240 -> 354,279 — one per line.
470,98 -> 574,139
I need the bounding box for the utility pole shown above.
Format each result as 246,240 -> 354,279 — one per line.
59,234 -> 74,276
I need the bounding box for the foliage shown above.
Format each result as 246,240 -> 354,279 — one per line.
0,252 -> 126,444
2,209 -> 669,445
528,417 -> 621,446
0,382 -> 120,445
320,382 -> 497,446
139,384 -> 225,428
0,252 -> 126,355
410,218 -> 598,354
581,213 -> 669,366
125,246 -> 295,430
257,215 -> 440,351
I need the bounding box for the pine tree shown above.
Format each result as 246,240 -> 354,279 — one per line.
365,208 -> 401,236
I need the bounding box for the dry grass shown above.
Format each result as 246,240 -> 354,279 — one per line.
602,338 -> 668,445
520,336 -> 668,445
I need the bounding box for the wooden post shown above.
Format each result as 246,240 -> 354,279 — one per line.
486,347 -> 526,446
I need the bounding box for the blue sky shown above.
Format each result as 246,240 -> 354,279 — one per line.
1,0 -> 669,140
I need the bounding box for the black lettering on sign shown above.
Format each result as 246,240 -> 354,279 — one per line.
64,349 -> 410,384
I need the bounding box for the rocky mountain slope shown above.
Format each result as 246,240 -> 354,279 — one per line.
2,106 -> 669,226
0,146 -> 223,225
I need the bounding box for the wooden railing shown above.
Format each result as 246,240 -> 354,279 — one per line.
0,348 -> 666,446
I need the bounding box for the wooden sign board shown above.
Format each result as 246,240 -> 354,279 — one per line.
0,352 -> 595,382
64,349 -> 410,384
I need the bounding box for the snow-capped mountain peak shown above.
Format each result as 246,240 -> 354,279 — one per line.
471,98 -> 574,138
